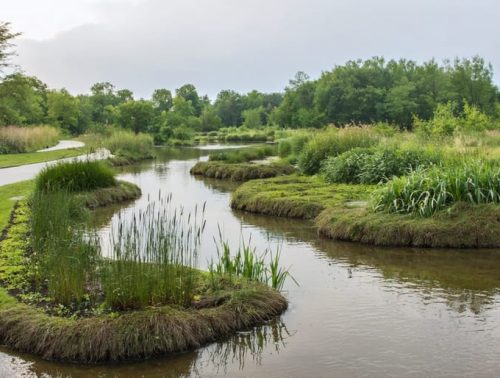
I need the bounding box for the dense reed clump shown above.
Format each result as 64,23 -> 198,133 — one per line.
209,235 -> 296,291
103,130 -> 154,162
35,160 -> 116,193
321,147 -> 442,184
373,160 -> 500,217
101,195 -> 206,310
209,145 -> 276,163
0,125 -> 59,154
30,191 -> 98,306
298,127 -> 380,174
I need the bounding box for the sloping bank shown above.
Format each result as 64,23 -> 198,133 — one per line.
0,196 -> 287,363
230,175 -> 500,248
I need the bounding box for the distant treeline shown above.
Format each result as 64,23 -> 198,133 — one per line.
1,57 -> 498,140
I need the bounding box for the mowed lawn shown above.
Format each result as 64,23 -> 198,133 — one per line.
0,148 -> 85,169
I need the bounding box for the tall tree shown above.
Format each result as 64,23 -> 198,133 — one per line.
152,89 -> 173,112
0,21 -> 21,73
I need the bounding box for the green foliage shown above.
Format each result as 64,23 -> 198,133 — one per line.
209,236 -> 296,291
35,161 -> 116,193
117,99 -> 155,134
321,147 -> 442,184
103,129 -> 154,161
190,161 -> 296,181
277,130 -> 313,163
209,145 -> 275,163
298,127 -> 380,174
373,160 -> 500,217
0,125 -> 59,154
47,89 -> 82,135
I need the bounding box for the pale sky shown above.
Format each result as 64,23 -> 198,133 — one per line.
2,0 -> 499,98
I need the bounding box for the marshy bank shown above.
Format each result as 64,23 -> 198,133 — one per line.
2,147 -> 500,377
0,159 -> 288,363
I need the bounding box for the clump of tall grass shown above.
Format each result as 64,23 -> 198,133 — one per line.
30,191 -> 98,306
35,160 -> 116,193
298,127 -> 380,174
0,125 -> 59,154
209,234 -> 296,291
101,194 -> 206,310
209,145 -> 276,163
278,131 -> 312,164
321,147 -> 442,184
373,160 -> 500,217
103,130 -> 154,161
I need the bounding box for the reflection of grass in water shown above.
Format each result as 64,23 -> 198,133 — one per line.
231,206 -> 500,314
201,319 -> 293,374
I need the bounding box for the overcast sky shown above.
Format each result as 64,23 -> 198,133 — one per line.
2,0 -> 499,98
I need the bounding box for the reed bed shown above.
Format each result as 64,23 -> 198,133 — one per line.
373,160 -> 500,217
0,125 -> 59,154
35,160 -> 116,193
103,130 -> 154,161
209,145 -> 276,163
101,194 -> 206,310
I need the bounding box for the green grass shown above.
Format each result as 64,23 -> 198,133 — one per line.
35,160 -> 116,193
231,175 -> 374,219
0,148 -> 85,169
0,180 -> 33,231
316,201 -> 500,248
373,160 -> 500,216
209,145 -> 276,163
190,161 -> 296,181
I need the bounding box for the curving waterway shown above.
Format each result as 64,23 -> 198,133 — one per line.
2,146 -> 500,377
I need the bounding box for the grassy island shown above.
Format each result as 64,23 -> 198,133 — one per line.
0,160 -> 288,363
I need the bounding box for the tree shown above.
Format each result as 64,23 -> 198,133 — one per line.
152,89 -> 173,112
47,89 -> 82,134
0,21 -> 21,73
116,100 -> 154,133
90,82 -> 117,124
242,107 -> 263,128
176,84 -> 201,116
0,73 -> 46,125
213,90 -> 243,126
116,89 -> 134,104
199,107 -> 222,132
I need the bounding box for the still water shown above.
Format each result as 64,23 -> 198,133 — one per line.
2,147 -> 500,377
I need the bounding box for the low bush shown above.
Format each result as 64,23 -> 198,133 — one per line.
298,127 -> 380,174
35,160 -> 116,193
103,130 -> 154,161
0,125 -> 59,154
278,131 -> 312,164
321,147 -> 442,184
373,160 -> 500,217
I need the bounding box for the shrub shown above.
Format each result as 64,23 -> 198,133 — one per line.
373,160 -> 500,217
298,127 -> 379,174
103,130 -> 154,161
278,131 -> 312,163
35,160 -> 116,193
0,125 -> 59,154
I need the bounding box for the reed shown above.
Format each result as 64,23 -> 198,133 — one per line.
0,125 -> 59,154
209,145 -> 276,163
101,194 -> 206,310
103,130 -> 154,161
35,160 -> 116,193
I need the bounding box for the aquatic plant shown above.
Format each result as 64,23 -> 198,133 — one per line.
101,194 -> 206,309
35,160 -> 116,193
209,145 -> 276,163
209,232 -> 297,291
298,127 -> 379,175
373,160 -> 500,216
0,125 -> 59,154
190,161 -> 296,181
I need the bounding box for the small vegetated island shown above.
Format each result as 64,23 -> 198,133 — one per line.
0,160 -> 288,362
230,116 -> 500,248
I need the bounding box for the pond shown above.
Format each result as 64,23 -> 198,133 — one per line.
2,146 -> 500,377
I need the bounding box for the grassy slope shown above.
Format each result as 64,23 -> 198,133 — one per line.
0,181 -> 33,232
231,175 -> 374,219
0,148 -> 85,169
232,175 -> 500,248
